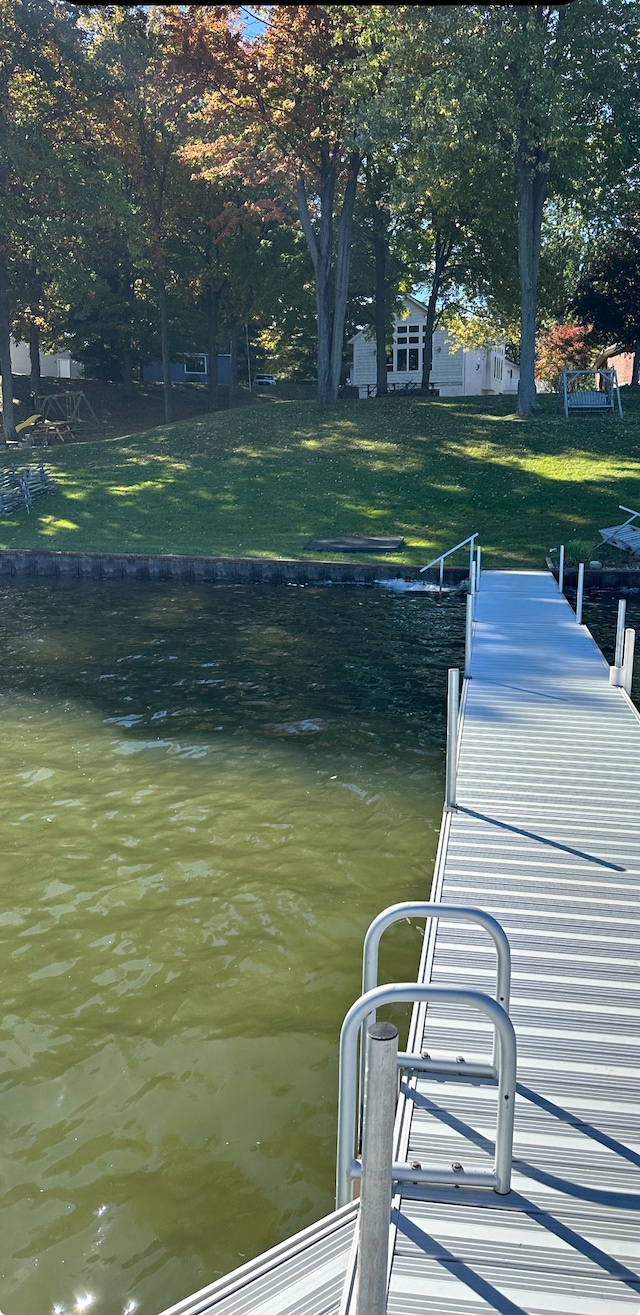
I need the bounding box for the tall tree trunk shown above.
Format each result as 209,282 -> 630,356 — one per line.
228,321 -> 240,408
0,240 -> 16,442
297,153 -> 334,405
329,151 -> 360,403
206,280 -> 224,413
631,337 -> 640,387
122,260 -> 134,401
122,347 -> 133,399
423,286 -> 438,391
373,230 -> 388,397
29,320 -> 41,401
315,265 -> 332,405
157,269 -> 173,424
517,135 -> 547,419
421,229 -> 453,392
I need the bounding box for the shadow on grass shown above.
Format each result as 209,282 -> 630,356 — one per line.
1,393 -> 639,567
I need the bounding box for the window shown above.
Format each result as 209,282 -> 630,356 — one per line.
396,327 -> 407,342
386,351 -> 393,372
408,324 -> 419,343
408,348 -> 419,371
184,354 -> 207,375
396,348 -> 408,372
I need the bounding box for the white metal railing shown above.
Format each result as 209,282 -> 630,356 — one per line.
554,560 -> 636,697
445,667 -> 460,810
336,982 -> 517,1208
420,532 -> 479,589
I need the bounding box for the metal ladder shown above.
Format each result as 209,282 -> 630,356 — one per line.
336,902 -> 516,1208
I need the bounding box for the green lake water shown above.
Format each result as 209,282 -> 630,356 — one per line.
0,582 -> 464,1315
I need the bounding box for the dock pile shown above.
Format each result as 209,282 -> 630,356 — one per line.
0,464 -> 56,517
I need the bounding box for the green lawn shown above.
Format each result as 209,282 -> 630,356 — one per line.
4,390 -> 640,568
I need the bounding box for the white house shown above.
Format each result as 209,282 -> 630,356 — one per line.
10,338 -> 83,380
348,294 -> 519,398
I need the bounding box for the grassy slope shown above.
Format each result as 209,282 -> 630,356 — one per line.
3,391 -> 640,568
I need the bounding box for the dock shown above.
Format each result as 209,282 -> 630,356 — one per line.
160,569 -> 640,1315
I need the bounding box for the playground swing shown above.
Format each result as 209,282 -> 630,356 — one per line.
560,367 -> 623,418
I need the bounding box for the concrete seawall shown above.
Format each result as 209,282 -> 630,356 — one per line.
0,549 -> 469,588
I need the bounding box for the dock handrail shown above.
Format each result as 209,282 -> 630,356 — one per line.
336,982 -> 517,1207
420,532 -> 478,580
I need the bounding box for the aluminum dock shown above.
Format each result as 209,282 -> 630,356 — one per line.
160,568 -> 640,1315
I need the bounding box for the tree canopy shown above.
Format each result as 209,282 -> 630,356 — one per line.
0,1 -> 638,437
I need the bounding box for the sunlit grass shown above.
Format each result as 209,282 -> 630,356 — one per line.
1,391 -> 639,566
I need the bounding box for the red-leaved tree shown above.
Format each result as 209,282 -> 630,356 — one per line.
535,323 -> 593,391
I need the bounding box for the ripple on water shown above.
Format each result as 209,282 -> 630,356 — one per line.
0,582 -> 463,1315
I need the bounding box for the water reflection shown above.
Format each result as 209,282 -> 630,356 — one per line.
0,582 -> 463,1315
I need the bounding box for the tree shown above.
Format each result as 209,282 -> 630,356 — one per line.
179,5 -> 384,406
535,323 -> 593,391
461,3 -> 638,418
377,4 -> 638,418
0,0 -> 94,439
84,6 -> 210,423
573,212 -> 640,386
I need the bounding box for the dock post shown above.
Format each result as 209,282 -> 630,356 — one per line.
558,545 -> 564,595
610,599 -> 626,685
356,1021 -> 397,1315
464,592 -> 474,679
445,668 -> 459,811
576,562 -> 585,624
622,628 -> 636,697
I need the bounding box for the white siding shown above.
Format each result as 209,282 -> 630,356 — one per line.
10,338 -> 83,380
351,334 -> 377,387
430,329 -> 463,394
348,297 -> 518,398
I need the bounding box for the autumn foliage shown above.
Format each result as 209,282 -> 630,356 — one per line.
535,324 -> 594,390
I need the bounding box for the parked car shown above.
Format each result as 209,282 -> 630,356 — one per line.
253,374 -> 277,387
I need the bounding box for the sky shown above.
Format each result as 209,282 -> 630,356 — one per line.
238,6 -> 269,41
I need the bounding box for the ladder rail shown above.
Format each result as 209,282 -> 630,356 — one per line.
336,982 -> 517,1208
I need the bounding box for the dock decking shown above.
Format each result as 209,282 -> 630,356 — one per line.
160,569 -> 640,1315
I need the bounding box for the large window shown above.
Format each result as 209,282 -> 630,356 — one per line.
396,348 -> 408,372
184,355 -> 207,375
408,348 -> 419,371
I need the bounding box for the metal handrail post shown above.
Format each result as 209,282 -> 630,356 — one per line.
470,558 -> 477,598
464,591 -> 474,678
576,562 -> 585,624
610,599 -> 626,685
476,543 -> 482,589
468,536 -> 474,579
336,983 -> 517,1207
622,628 -> 636,696
558,545 -> 564,595
445,668 -> 459,811
439,555 -> 444,592
356,1022 -> 397,1315
615,599 -> 627,668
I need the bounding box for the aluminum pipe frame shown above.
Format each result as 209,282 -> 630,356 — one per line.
336,983 -> 517,1209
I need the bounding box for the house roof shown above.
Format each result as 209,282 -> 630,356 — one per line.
592,343 -> 630,369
